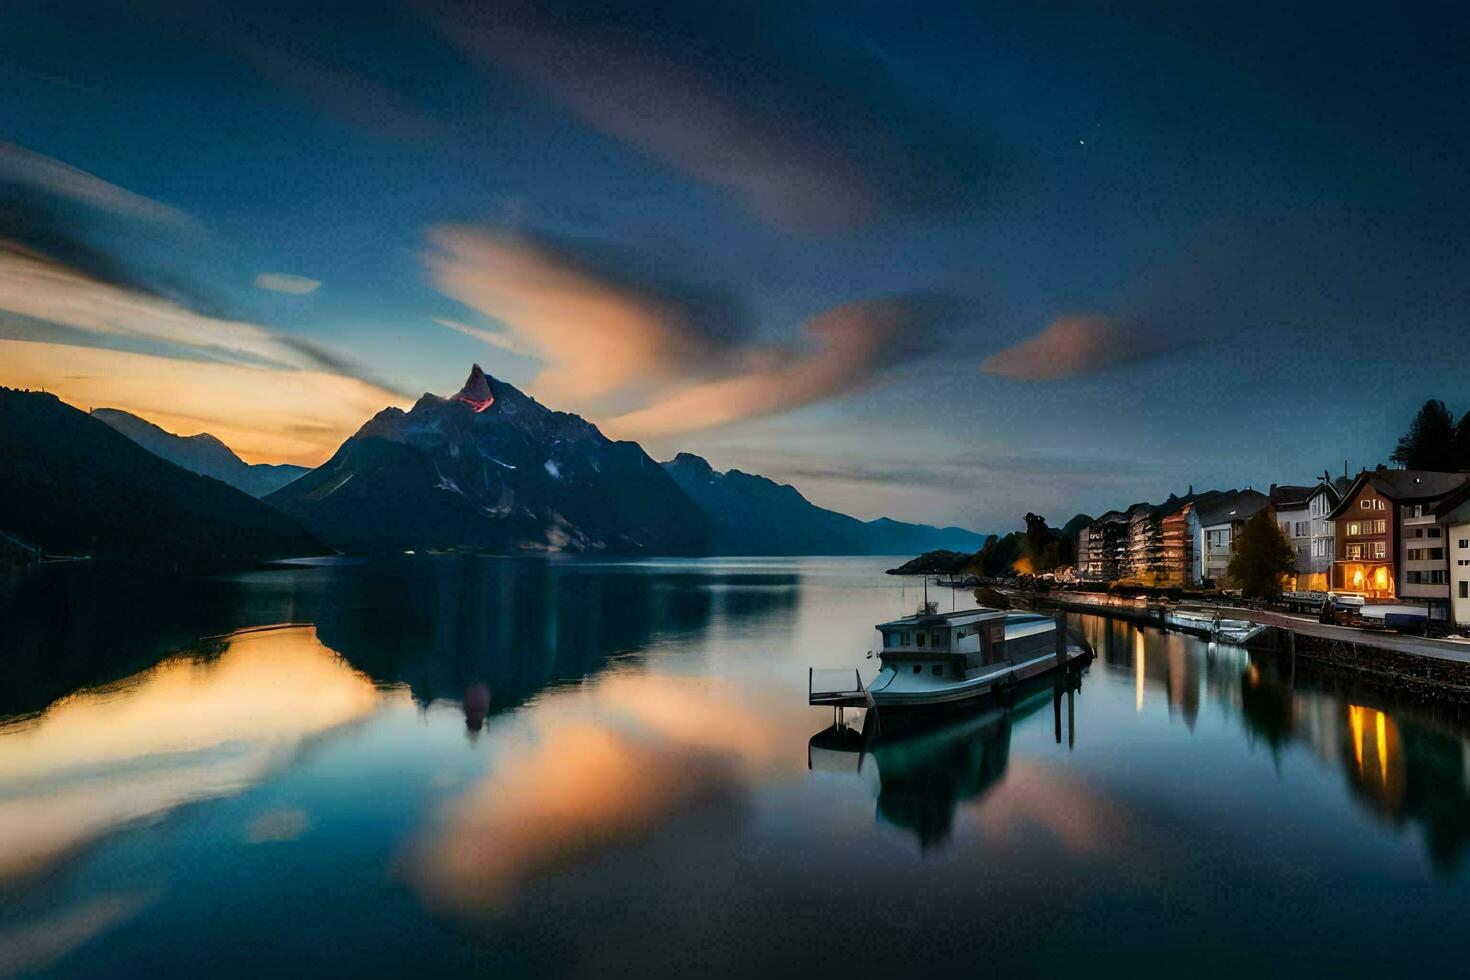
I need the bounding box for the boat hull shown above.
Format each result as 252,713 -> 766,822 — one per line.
870,644 -> 1091,716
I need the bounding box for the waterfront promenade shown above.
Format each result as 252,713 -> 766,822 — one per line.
1002,589 -> 1470,666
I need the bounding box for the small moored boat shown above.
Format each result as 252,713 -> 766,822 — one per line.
809,603 -> 1092,720
1163,609 -> 1269,645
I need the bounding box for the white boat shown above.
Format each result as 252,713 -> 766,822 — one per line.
809,604 -> 1091,718
1163,609 -> 1269,645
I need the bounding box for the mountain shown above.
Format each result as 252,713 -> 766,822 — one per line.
92,408 -> 309,497
662,452 -> 991,555
0,388 -> 325,562
267,366 -> 710,555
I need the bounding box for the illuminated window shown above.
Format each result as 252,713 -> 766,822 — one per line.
1373,542 -> 1387,559
1373,567 -> 1391,590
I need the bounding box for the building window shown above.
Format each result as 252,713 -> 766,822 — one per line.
1346,544 -> 1364,559
916,633 -> 926,647
1460,539 -> 1469,549
1428,527 -> 1442,538
1373,542 -> 1387,559
1462,582 -> 1469,599
1429,548 -> 1445,560
1361,500 -> 1371,509
1347,522 -> 1361,536
1409,548 -> 1423,560
1374,520 -> 1387,534
1407,504 -> 1424,518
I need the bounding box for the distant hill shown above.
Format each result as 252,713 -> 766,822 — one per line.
92,408 -> 309,497
0,388 -> 325,562
267,366 -> 709,555
662,452 -> 991,556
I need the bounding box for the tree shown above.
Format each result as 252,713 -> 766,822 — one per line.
1391,399 -> 1458,470
1228,511 -> 1296,599
1454,412 -> 1470,470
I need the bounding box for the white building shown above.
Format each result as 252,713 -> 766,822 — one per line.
1443,497 -> 1470,627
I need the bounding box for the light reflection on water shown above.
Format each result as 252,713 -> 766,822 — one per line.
1,557 -> 1470,977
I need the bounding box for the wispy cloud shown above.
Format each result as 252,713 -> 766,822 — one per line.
418,1 -> 999,233
604,297 -> 948,438
980,313 -> 1175,380
1,244 -> 340,374
0,141 -> 189,225
431,316 -> 537,358
426,225 -> 951,437
425,226 -> 750,403
255,272 -> 321,295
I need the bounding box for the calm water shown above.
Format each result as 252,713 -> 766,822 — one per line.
3,556 -> 1470,978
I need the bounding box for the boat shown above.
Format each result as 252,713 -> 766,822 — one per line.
808,603 -> 1092,721
1163,609 -> 1269,645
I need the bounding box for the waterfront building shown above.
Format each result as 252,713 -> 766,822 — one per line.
1305,476 -> 1345,592
1194,489 -> 1273,588
1444,496 -> 1470,627
1081,510 -> 1130,581
1326,469 -> 1470,620
1269,484 -> 1317,591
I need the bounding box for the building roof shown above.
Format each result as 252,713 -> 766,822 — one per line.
1268,484 -> 1315,508
1196,489 -> 1271,527
1326,469 -> 1470,519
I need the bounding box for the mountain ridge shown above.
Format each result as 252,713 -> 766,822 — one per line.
662,451 -> 991,556
267,366 -> 710,555
0,388 -> 325,562
91,408 -> 309,497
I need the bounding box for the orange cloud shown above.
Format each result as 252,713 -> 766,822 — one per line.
426,227 -> 740,404
604,297 -> 929,438
427,227 -> 946,438
0,339 -> 407,466
980,314 -> 1125,380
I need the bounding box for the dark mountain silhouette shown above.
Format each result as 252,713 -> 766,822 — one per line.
267,366 -> 710,555
0,388 -> 325,561
91,408 -> 308,497
662,452 -> 990,555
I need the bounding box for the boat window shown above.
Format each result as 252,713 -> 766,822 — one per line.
931,664 -> 944,677
912,664 -> 922,674
916,633 -> 926,647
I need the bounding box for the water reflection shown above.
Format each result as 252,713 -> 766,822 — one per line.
808,687 -> 1058,849
1238,658 -> 1470,870
0,626 -> 383,883
409,671 -> 813,911
1,557 -> 802,723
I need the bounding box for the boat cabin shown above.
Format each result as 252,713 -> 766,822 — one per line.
875,607 -> 1056,681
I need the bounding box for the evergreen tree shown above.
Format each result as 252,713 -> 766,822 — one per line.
1228,511 -> 1296,599
1454,411 -> 1470,470
1391,399 -> 1457,470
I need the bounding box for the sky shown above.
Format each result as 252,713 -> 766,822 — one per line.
2,1 -> 1468,533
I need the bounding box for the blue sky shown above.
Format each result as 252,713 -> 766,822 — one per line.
2,1 -> 1468,532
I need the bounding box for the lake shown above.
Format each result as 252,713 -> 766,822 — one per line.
3,556 -> 1470,978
